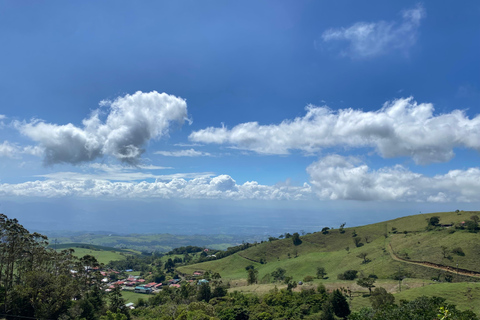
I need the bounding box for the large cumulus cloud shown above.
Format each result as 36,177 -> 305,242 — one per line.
17,91 -> 188,165
307,155 -> 480,202
190,97 -> 480,165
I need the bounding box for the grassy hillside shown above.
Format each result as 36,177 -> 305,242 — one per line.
177,210 -> 480,312
53,243 -> 136,264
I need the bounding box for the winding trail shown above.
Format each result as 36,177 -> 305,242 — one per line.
387,240 -> 480,279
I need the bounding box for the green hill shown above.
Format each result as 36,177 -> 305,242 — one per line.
177,210 -> 480,313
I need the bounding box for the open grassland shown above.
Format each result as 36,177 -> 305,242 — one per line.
55,245 -> 131,265
179,211 -> 480,283
178,210 -> 480,315
394,282 -> 480,315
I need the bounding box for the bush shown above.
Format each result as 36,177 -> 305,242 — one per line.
452,247 -> 465,256
337,270 -> 358,280
303,275 -> 314,282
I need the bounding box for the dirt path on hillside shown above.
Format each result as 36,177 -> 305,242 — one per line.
387,241 -> 480,279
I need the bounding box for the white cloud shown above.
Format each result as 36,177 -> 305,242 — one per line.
190,97 -> 480,165
0,141 -> 43,158
307,155 -> 480,202
0,141 -> 19,158
318,4 -> 425,58
0,175 -> 312,200
155,148 -> 211,157
16,91 -> 189,165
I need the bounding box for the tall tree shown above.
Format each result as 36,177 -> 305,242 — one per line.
330,289 -> 350,319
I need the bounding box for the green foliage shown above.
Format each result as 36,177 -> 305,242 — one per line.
350,296 -> 478,320
357,277 -> 376,294
353,237 -> 363,247
337,270 -> 358,280
322,227 -> 330,235
452,247 -> 465,256
303,275 -> 314,282
247,268 -> 258,285
369,287 -> 395,309
316,267 -> 327,279
292,232 -> 302,246
271,267 -> 287,282
330,289 -> 350,319
427,216 -> 440,228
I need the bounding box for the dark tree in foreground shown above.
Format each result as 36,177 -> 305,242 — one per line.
369,287 -> 395,309
331,289 -> 350,319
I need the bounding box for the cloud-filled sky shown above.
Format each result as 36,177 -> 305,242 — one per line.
0,1 -> 479,234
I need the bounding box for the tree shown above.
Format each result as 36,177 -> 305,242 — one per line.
339,223 -> 346,234
369,287 -> 394,309
353,237 -> 363,247
427,216 -> 440,228
465,220 -> 478,233
322,227 -> 330,234
471,215 -> 479,225
316,267 -> 327,279
247,268 -> 258,285
330,289 -> 350,319
197,283 -> 211,302
357,252 -> 369,264
109,285 -> 128,316
271,267 -> 286,281
164,258 -> 175,273
292,232 -> 302,246
357,277 -> 376,294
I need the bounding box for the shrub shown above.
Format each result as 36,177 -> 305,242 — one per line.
337,270 -> 358,280
452,247 -> 465,256
303,275 -> 314,282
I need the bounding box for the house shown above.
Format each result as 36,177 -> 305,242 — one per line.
134,286 -> 152,294
169,283 -> 181,288
144,282 -> 157,288
197,279 -> 209,285
125,302 -> 135,309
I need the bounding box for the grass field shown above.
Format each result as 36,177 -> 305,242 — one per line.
55,246 -> 129,265
121,290 -> 151,304
176,210 -> 480,316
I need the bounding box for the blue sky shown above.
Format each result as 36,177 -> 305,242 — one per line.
0,1 -> 479,234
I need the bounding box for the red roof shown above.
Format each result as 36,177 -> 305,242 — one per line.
137,279 -> 145,282
169,283 -> 181,288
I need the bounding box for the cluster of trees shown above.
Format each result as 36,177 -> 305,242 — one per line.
0,214 -> 130,320
427,215 -> 480,233
350,295 -> 477,320
131,282 -> 351,320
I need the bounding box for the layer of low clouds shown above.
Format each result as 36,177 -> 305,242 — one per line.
16,91 -> 188,165
318,4 -> 425,58
0,175 -> 312,200
2,159 -> 480,202
307,155 -> 480,202
155,148 -> 211,157
190,97 -> 480,165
